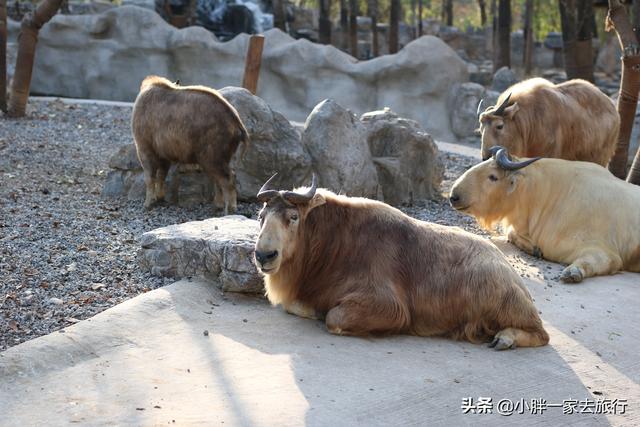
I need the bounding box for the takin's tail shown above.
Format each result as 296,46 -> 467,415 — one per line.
236,123 -> 250,162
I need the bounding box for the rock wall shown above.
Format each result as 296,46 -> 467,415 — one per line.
8,6 -> 467,141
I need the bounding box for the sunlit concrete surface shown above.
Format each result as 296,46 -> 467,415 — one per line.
1,245 -> 639,426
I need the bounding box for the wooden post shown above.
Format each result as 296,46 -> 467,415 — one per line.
0,0 -> 6,113
242,35 -> 264,95
349,0 -> 359,58
8,0 -> 64,117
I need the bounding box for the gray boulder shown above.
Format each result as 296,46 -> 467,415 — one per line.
138,216 -> 263,293
219,87 -> 313,199
361,108 -> 443,205
448,83 -> 499,142
302,99 -> 379,198
491,66 -> 519,93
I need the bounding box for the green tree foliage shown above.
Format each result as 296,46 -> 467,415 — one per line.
300,0 -> 563,41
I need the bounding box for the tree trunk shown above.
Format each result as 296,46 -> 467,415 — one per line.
575,0 -> 594,82
389,0 -> 399,53
273,0 -> 286,32
607,0 -> 640,183
349,0 -> 358,57
1,0 -> 7,113
418,0 -> 423,36
559,0 -> 578,79
494,0 -> 510,71
368,0 -> 379,56
478,0 -> 486,26
411,0 -> 416,39
8,0 -> 63,118
633,0 -> 640,41
318,0 -> 331,44
340,0 -> 348,50
523,0 -> 533,75
491,0 -> 497,63
445,0 -> 453,26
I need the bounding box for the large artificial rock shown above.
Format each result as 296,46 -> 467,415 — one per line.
25,6 -> 467,141
138,216 -> 263,293
448,83 -> 499,142
491,66 -> 519,93
361,108 -> 443,205
302,100 -> 379,198
218,87 -> 312,199
101,88 -> 312,202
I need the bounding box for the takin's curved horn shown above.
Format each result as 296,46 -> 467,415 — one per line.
493,93 -> 512,116
494,148 -> 541,171
487,145 -> 506,159
476,99 -> 484,119
257,173 -> 280,202
282,174 -> 318,205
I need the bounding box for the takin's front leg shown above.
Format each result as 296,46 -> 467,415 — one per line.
507,229 -> 543,258
325,293 -> 410,336
560,247 -> 623,283
283,300 -> 320,320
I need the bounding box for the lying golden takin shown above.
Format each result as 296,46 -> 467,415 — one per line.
253,175 -> 549,350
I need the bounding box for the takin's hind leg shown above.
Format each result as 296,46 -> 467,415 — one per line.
560,248 -> 622,283
488,286 -> 549,350
154,160 -> 171,204
325,293 -> 409,336
202,164 -> 237,216
138,152 -> 162,210
489,327 -> 549,350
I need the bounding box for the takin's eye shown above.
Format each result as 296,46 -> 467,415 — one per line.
289,213 -> 299,222
496,123 -> 504,130
489,174 -> 499,182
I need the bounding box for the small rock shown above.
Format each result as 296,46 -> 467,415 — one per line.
49,297 -> 64,305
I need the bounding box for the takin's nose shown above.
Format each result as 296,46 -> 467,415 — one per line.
254,249 -> 278,265
449,193 -> 461,205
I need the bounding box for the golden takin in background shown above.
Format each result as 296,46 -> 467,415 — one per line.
132,76 -> 249,214
478,78 -> 619,166
253,174 -> 549,350
449,146 -> 640,283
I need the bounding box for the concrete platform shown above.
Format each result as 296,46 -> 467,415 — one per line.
1,246 -> 639,426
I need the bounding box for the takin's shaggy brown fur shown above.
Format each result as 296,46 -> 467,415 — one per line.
254,180 -> 549,350
479,78 -> 619,166
131,75 -> 249,214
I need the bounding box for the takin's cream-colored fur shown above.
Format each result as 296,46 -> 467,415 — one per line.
450,157 -> 640,283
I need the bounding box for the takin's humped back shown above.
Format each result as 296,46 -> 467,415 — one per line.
252,175 -> 549,350
132,76 -> 249,214
479,78 -> 619,166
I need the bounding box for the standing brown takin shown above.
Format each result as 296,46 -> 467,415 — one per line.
131,76 -> 248,214
253,174 -> 549,350
479,78 -> 619,166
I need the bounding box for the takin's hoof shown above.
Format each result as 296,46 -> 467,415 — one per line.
560,265 -> 584,283
532,246 -> 543,259
488,333 -> 517,351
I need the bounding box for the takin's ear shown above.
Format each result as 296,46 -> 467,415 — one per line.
307,193 -> 326,211
503,102 -> 519,119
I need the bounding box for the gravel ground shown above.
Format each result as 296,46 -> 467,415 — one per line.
0,99 -> 546,351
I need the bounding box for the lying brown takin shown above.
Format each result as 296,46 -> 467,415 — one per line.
253,174 -> 549,350
132,76 -> 248,214
479,78 -> 619,166
449,146 -> 640,283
